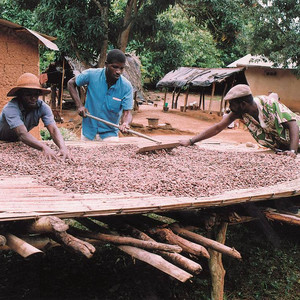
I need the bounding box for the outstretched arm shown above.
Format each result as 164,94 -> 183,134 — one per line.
14,125 -> 58,161
179,112 -> 238,146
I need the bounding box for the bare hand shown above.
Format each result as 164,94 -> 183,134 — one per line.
179,139 -> 192,147
276,150 -> 297,159
58,149 -> 75,162
119,122 -> 130,133
41,146 -> 59,162
78,106 -> 88,117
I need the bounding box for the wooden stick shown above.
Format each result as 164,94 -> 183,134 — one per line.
96,218 -> 202,275
5,233 -> 43,258
264,210 -> 300,226
170,223 -> 241,260
27,217 -> 95,258
0,236 -> 59,251
70,227 -> 182,253
118,245 -> 192,283
149,227 -> 210,258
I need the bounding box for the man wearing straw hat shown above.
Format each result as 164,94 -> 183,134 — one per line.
0,73 -> 72,161
179,84 -> 300,158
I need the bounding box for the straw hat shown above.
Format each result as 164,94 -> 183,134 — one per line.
224,84 -> 252,101
7,73 -> 50,97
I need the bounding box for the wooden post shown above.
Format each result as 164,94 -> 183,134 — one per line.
219,82 -> 228,115
174,88 -> 181,109
59,57 -> 65,115
183,86 -> 190,112
172,87 -> 176,109
208,82 -> 216,113
163,88 -> 167,107
208,222 -> 228,300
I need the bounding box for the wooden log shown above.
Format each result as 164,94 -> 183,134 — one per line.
70,227 -> 182,253
264,210 -> 300,226
0,236 -> 59,251
208,222 -> 227,300
0,235 -> 6,246
118,245 -> 192,283
149,227 -> 210,258
170,223 -> 241,260
27,217 -> 95,259
5,233 -> 43,258
98,218 -> 202,275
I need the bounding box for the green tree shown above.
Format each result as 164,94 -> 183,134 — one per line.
250,0 -> 300,75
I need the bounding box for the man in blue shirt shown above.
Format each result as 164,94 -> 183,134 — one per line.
68,49 -> 133,141
0,73 -> 72,161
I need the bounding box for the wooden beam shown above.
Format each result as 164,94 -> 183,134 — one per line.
208,82 -> 216,113
170,223 -> 241,260
264,209 -> 300,226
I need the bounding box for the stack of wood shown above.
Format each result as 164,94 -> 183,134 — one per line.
0,213 -> 242,283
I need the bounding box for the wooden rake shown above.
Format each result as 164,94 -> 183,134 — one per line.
86,113 -> 179,154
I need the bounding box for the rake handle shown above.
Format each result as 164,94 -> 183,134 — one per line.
85,113 -> 162,144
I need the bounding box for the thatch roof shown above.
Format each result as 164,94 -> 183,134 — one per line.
156,67 -> 244,89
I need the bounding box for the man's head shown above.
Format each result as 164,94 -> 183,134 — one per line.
7,73 -> 50,110
224,84 -> 254,115
105,49 -> 126,84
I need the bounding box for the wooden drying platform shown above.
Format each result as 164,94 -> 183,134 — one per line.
1,175 -> 300,222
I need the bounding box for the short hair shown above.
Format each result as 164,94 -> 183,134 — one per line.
106,49 -> 126,64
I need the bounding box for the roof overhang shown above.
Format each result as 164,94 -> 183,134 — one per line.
0,18 -> 59,51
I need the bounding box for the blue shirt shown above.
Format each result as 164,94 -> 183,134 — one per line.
76,68 -> 133,140
0,98 -> 55,141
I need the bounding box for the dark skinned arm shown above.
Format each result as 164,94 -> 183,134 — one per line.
13,125 -> 58,161
277,120 -> 299,158
119,110 -> 133,132
67,77 -> 88,117
179,112 -> 238,146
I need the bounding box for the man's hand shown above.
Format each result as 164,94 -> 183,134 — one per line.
58,148 -> 75,162
119,122 -> 130,133
78,106 -> 88,117
179,139 -> 193,147
41,146 -> 59,162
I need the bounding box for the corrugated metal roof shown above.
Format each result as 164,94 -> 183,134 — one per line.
156,67 -> 244,88
0,18 -> 59,51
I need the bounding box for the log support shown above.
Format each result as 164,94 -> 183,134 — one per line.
208,222 -> 228,300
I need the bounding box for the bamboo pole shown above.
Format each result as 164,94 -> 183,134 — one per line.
170,223 -> 241,260
5,233 -> 43,258
118,245 -> 192,283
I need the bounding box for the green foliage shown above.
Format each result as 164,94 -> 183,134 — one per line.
40,127 -> 78,141
250,0 -> 300,76
128,5 -> 222,84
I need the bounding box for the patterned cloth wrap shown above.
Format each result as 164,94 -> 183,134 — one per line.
241,96 -> 300,151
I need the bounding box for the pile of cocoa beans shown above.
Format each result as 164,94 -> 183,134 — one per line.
1,142 -> 299,198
